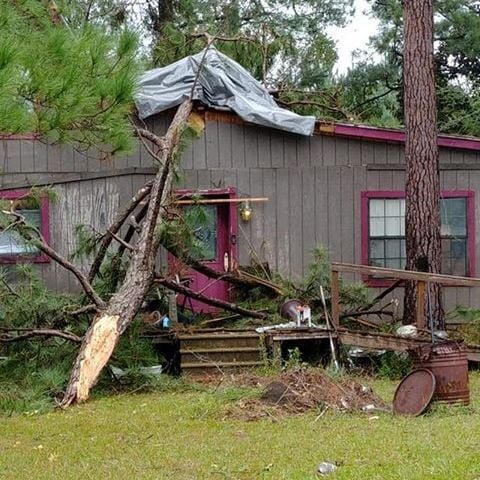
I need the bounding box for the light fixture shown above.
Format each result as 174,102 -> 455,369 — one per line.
239,201 -> 253,223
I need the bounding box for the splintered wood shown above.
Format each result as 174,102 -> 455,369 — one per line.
75,314 -> 120,402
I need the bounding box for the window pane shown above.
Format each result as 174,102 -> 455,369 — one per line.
370,217 -> 384,236
385,217 -> 401,236
0,208 -> 41,257
441,238 -> 467,276
0,231 -> 35,255
451,239 -> 466,260
399,199 -> 405,216
370,239 -> 384,259
441,198 -> 466,236
370,199 -> 384,217
386,258 -> 401,269
385,199 -> 400,217
386,239 -> 401,259
22,209 -> 41,228
441,255 -> 451,274
185,205 -> 217,261
370,259 -> 385,267
442,198 -> 466,217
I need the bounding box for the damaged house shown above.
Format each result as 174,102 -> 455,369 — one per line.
1,48 -> 480,314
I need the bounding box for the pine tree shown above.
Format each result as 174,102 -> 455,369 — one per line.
403,0 -> 443,327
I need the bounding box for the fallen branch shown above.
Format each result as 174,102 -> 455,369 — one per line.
0,328 -> 82,343
363,279 -> 403,311
341,309 -> 394,319
153,276 -> 268,319
67,304 -> 98,316
88,181 -> 153,282
163,242 -> 282,294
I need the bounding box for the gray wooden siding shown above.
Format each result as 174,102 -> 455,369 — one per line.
172,117 -> 480,313
3,113 -> 480,313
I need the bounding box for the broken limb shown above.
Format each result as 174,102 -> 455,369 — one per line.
88,180 -> 153,282
67,304 -> 98,316
0,328 -> 82,343
135,126 -> 167,164
153,276 -> 267,319
161,241 -> 283,295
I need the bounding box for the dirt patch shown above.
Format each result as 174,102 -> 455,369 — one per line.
226,368 -> 389,420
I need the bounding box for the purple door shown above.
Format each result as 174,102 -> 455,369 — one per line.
169,189 -> 237,314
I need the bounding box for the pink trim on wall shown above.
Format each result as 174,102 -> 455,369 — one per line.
0,188 -> 50,264
361,190 -> 475,286
0,133 -> 39,140
333,123 -> 480,151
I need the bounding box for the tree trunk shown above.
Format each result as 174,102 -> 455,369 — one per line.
403,0 -> 443,328
60,100 -> 193,407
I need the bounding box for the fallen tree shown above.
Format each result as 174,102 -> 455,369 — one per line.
59,100 -> 194,406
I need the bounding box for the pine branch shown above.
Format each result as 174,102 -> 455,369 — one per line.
153,276 -> 267,319
276,98 -> 350,119
0,328 -> 82,343
135,126 -> 167,164
88,180 -> 153,282
67,304 -> 98,316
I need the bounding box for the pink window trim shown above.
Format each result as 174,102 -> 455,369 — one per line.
0,189 -> 50,264
361,190 -> 475,287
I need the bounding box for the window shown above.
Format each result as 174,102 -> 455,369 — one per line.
362,191 -> 474,278
184,205 -> 218,261
0,189 -> 50,263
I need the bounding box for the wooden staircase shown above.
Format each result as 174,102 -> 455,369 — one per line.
178,330 -> 264,375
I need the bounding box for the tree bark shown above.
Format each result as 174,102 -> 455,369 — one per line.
403,0 -> 443,327
60,100 -> 193,407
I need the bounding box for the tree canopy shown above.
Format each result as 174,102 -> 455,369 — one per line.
0,0 -> 140,154
332,0 -> 480,136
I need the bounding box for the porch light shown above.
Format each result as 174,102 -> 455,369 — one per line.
239,201 -> 253,223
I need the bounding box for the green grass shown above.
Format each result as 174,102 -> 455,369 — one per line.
1,373 -> 480,479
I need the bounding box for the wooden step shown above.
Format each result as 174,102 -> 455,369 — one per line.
179,334 -> 260,349
180,347 -> 260,354
180,347 -> 261,364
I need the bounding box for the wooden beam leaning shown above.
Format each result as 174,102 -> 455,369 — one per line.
331,262 -> 480,287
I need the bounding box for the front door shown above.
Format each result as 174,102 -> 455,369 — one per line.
168,188 -> 237,315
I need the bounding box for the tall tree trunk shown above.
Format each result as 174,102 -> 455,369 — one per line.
403,0 -> 443,328
60,100 -> 193,407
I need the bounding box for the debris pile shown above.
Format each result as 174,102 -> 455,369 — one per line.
229,368 -> 389,419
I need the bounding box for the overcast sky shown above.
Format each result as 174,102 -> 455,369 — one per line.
327,0 -> 380,74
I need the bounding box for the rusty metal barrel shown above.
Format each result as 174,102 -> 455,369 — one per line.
411,341 -> 470,405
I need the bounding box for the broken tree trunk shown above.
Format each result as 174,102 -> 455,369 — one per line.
60,100 -> 193,407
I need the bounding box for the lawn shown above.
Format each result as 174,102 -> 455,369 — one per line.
1,372 -> 480,480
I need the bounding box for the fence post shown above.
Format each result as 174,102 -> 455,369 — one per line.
416,280 -> 426,329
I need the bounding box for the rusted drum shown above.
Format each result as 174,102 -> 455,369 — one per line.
411,341 -> 470,405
